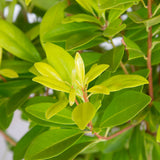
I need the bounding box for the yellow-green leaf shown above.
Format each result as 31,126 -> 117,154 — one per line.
72,102 -> 96,130
0,69 -> 18,78
88,85 -> 110,95
85,64 -> 109,84
101,75 -> 148,92
157,126 -> 160,143
45,99 -> 68,119
34,62 -> 62,81
25,0 -> 31,6
69,88 -> 76,106
0,47 -> 2,67
44,43 -> 74,83
75,52 -> 85,87
33,76 -> 70,93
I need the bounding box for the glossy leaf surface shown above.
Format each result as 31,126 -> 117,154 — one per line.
72,102 -> 96,130
25,129 -> 83,159
0,19 -> 41,62
100,91 -> 151,128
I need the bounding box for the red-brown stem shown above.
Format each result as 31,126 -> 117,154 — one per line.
82,89 -> 89,102
88,121 -> 134,140
82,88 -> 135,140
67,0 -> 71,6
45,88 -> 49,96
0,130 -> 16,146
75,98 -> 79,105
147,0 -> 154,102
0,75 -> 7,82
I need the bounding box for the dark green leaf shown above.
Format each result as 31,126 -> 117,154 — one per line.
129,126 -> 147,160
0,19 -> 41,62
14,126 -> 48,160
100,45 -> 124,72
25,129 -> 83,159
7,84 -> 40,115
100,91 -> 151,128
99,0 -> 140,10
123,36 -> 144,60
103,19 -> 126,37
43,22 -> 100,42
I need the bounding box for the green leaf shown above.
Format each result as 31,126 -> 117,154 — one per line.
153,3 -> 160,16
7,84 -> 40,115
75,52 -> 85,87
0,69 -> 18,78
103,19 -> 126,37
34,62 -> 62,81
25,0 -> 31,6
45,99 -> 68,119
40,1 -> 67,41
63,14 -> 102,25
108,3 -> 133,23
14,126 -> 48,160
7,0 -> 17,22
157,126 -> 160,143
0,100 -> 13,130
88,85 -> 110,95
75,0 -> 98,16
0,46 -> 2,67
123,36 -> 144,60
43,22 -> 100,42
85,64 -> 109,84
129,126 -> 147,160
32,0 -> 60,10
153,101 -> 160,114
113,149 -> 130,160
25,102 -> 75,125
72,37 -> 105,51
99,0 -> 140,10
100,45 -> 124,72
1,60 -> 32,73
100,91 -> 151,128
48,135 -> 96,160
101,75 -> 148,92
66,30 -> 101,50
69,87 -> 76,106
33,76 -> 70,93
26,24 -> 40,41
25,129 -> 83,160
128,12 -> 160,28
0,19 -> 41,62
81,52 -> 102,66
99,129 -> 132,153
44,43 -> 74,83
72,102 -> 96,130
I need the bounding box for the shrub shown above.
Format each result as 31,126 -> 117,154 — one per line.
0,0 -> 160,159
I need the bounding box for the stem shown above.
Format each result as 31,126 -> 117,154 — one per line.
120,62 -> 129,74
82,88 -> 135,141
0,130 -> 16,146
110,38 -> 129,74
89,121 -> 134,140
147,0 -> 154,102
75,98 -> 79,105
82,89 -> 89,102
0,75 -> 7,82
67,0 -> 71,6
